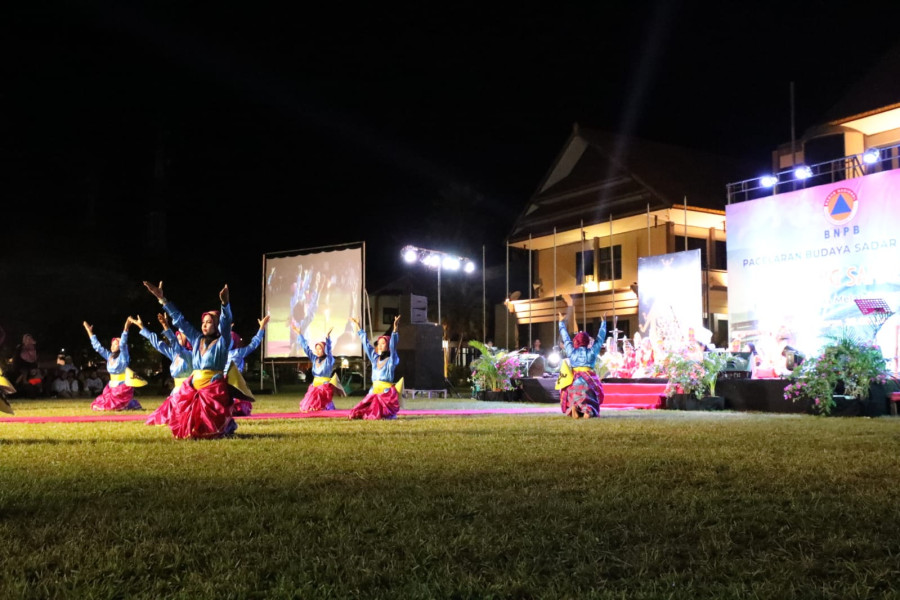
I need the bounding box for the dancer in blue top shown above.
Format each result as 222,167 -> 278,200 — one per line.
133,313 -> 193,425
226,315 -> 270,416
84,318 -> 143,411
557,312 -> 606,418
293,324 -> 343,412
349,314 -> 401,420
143,280 -> 235,439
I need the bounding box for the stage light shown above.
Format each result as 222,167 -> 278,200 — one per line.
442,256 -> 460,271
760,175 -> 779,187
402,246 -> 418,263
794,165 -> 812,180
547,350 -> 561,368
863,148 -> 881,164
464,260 -> 476,274
423,253 -> 440,267
341,358 -> 349,369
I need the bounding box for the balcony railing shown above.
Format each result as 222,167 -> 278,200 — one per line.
726,142 -> 900,204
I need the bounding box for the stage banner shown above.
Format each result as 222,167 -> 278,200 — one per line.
726,169 -> 900,363
637,249 -> 703,344
263,244 -> 363,359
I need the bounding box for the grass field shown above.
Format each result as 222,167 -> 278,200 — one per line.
2,394 -> 900,599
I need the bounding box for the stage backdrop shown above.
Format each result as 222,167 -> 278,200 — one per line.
726,169 -> 900,364
263,244 -> 363,359
637,249 -> 703,344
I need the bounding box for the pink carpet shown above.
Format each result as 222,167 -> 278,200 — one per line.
0,405 -> 643,424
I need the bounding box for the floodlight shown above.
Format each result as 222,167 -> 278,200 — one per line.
863,148 -> 880,164
464,261 -> 476,274
442,256 -> 460,271
547,350 -> 561,368
793,165 -> 812,180
760,175 -> 779,187
402,246 -> 418,263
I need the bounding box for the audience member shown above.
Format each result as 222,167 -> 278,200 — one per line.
84,369 -> 104,396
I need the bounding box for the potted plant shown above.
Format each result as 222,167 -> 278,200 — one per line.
468,341 -> 525,401
662,349 -> 727,410
783,333 -> 889,416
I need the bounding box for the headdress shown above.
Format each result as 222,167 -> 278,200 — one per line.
573,332 -> 590,348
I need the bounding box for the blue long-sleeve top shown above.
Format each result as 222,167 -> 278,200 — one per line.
226,327 -> 265,373
91,330 -> 129,386
559,319 -> 605,368
163,300 -> 233,373
359,330 -> 399,383
298,333 -> 333,378
139,327 -> 192,378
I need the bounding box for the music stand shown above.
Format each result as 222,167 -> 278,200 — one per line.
854,298 -> 893,337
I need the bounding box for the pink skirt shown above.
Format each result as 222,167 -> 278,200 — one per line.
349,386 -> 399,420
91,383 -> 141,411
300,382 -> 336,412
167,377 -> 234,439
145,396 -> 174,425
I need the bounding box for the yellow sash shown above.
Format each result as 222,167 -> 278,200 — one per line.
371,377 -> 404,395
191,369 -> 222,389
555,360 -> 573,390
226,366 -> 255,401
125,368 -> 147,388
109,372 -> 126,383
312,376 -> 332,386
173,376 -> 188,390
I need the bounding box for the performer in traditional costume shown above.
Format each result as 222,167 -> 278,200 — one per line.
348,314 -> 402,420
143,281 -> 235,439
225,315 -> 270,416
84,318 -> 144,410
134,313 -> 193,426
293,324 -> 344,412
557,312 -> 606,418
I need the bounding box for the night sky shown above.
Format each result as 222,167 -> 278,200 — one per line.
3,1 -> 899,351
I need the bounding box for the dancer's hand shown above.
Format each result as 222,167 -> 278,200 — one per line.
326,327 -> 333,339
143,281 -> 164,300
83,321 -> 93,336
219,284 -> 229,306
351,317 -> 360,330
258,315 -> 270,329
393,314 -> 401,331
157,313 -> 169,330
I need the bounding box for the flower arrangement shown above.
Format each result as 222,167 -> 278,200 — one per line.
468,341 -> 525,392
783,333 -> 889,416
661,347 -> 728,399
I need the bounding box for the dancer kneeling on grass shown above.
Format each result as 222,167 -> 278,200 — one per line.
226,315 -> 269,417
134,313 -> 193,426
293,324 -> 344,412
84,318 -> 144,411
143,281 -> 236,439
557,312 -> 606,419
348,315 -> 402,420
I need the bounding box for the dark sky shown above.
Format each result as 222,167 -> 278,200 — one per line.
3,1 -> 899,348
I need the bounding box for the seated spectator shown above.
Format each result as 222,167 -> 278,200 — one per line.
66,370 -> 80,397
52,370 -> 74,398
20,367 -> 43,398
84,369 -> 104,396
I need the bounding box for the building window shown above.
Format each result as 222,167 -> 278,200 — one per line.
673,237 -> 727,270
383,307 -> 399,325
576,246 -> 622,284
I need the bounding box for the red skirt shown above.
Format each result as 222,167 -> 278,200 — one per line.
167,377 -> 234,439
559,370 -> 604,417
348,385 -> 399,420
91,383 -> 141,411
300,382 -> 336,412
145,396 -> 173,426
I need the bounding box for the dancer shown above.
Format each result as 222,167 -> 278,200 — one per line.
134,313 -> 193,426
292,324 -> 344,412
143,280 -> 235,439
226,315 -> 270,416
348,314 -> 401,420
557,312 -> 606,418
84,318 -> 144,411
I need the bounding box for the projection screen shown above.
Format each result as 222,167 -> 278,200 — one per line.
263,243 -> 364,359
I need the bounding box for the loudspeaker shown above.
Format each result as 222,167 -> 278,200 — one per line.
395,323 -> 444,389
721,352 -> 752,380
518,353 -> 546,377
400,294 -> 429,323
517,376 -> 559,404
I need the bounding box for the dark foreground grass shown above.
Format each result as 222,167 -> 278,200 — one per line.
2,398 -> 900,599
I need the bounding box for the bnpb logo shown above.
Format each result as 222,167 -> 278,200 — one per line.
823,187 -> 858,226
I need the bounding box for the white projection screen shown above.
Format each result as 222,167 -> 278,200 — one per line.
263,243 -> 363,359
726,169 -> 900,367
637,249 -> 703,343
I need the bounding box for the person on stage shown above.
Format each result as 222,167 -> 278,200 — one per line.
225,316 -> 270,417
84,318 -> 143,411
348,314 -> 401,420
292,324 -> 343,412
557,312 -> 606,418
133,313 -> 193,426
143,280 -> 236,439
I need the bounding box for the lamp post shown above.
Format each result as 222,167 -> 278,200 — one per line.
401,245 -> 475,328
